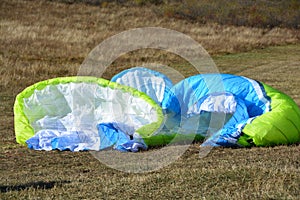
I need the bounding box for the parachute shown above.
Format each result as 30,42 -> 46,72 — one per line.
14,68 -> 300,152
14,76 -> 164,152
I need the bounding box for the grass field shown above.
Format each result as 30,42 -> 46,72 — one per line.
1,0 -> 300,199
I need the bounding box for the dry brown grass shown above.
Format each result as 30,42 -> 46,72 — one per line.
157,0 -> 300,29
1,0 -> 300,199
1,0 -> 299,92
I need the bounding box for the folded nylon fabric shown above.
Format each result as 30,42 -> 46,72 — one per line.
14,68 -> 300,152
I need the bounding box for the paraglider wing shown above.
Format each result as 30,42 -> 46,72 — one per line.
14,76 -> 164,151
14,71 -> 300,151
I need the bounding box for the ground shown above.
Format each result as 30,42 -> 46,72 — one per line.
1,0 -> 300,199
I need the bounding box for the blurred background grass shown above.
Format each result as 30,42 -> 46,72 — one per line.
52,0 -> 300,28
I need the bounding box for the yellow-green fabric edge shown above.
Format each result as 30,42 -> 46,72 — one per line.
143,133 -> 204,147
238,83 -> 300,147
14,76 -> 164,145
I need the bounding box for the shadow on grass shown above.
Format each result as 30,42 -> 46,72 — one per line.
0,180 -> 71,193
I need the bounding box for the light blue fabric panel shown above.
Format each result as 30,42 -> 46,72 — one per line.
26,123 -> 147,152
201,97 -> 250,147
111,67 -> 173,105
26,129 -> 100,151
97,123 -> 147,152
162,74 -> 271,146
162,74 -> 269,117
